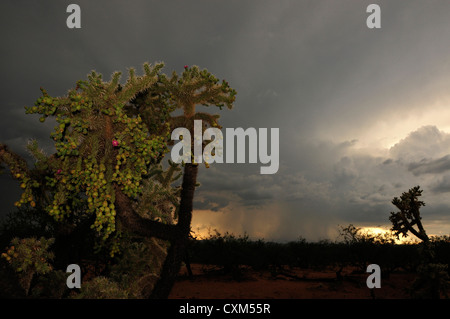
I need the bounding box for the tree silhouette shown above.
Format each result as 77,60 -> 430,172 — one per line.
389,186 -> 429,243
389,186 -> 449,298
0,62 -> 236,298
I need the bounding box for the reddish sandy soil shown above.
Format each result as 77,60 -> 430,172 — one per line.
169,264 -> 417,299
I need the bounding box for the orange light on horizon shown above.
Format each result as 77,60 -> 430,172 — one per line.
359,227 -> 419,245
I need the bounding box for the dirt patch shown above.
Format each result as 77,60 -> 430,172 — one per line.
169,264 -> 417,299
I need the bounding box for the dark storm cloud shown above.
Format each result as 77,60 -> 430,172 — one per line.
3,1 -> 450,239
408,155 -> 450,176
196,123 -> 450,240
194,194 -> 231,212
431,175 -> 450,194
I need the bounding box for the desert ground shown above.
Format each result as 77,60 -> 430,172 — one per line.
169,264 -> 416,299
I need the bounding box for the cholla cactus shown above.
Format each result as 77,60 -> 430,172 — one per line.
389,186 -> 429,242
389,186 -> 450,298
148,66 -> 236,298
0,62 -> 236,298
1,63 -> 170,254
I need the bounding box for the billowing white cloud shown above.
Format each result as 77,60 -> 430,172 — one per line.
390,125 -> 450,162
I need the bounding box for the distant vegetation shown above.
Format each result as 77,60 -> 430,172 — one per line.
187,227 -> 450,278
1,207 -> 450,298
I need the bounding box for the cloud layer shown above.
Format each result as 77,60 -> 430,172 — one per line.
193,125 -> 450,241
2,1 -> 450,241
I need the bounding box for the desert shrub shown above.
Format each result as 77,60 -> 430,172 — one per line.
410,263 -> 450,299
247,240 -> 284,271
336,224 -> 416,273
0,207 -> 57,248
187,229 -> 428,275
282,238 -> 307,267
1,237 -> 55,295
29,270 -> 68,298
108,235 -> 168,298
430,236 -> 450,272
0,256 -> 26,298
207,231 -> 250,278
71,276 -> 129,299
0,205 -> 108,275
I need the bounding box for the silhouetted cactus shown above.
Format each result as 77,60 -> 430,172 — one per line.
389,186 -> 429,243
389,186 -> 449,298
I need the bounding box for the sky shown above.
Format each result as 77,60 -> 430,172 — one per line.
2,0 -> 450,242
